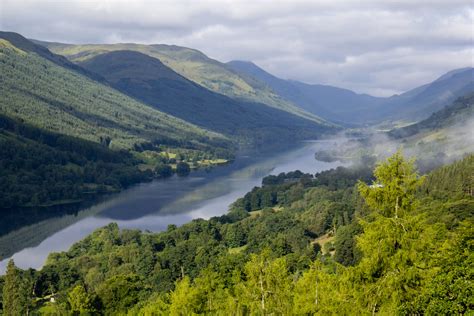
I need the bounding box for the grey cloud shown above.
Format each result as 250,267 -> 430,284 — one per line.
1,0 -> 472,96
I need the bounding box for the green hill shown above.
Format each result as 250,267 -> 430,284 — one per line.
390,93 -> 474,138
0,113 -> 151,208
77,50 -> 334,141
0,31 -> 105,83
0,35 -> 234,208
388,93 -> 474,167
0,37 -> 230,152
34,40 -> 328,125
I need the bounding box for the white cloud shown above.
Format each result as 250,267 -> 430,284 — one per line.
1,0 -> 472,96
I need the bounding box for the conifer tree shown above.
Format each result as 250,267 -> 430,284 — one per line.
3,259 -> 29,316
354,151 -> 444,314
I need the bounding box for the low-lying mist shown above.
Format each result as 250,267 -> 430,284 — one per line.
316,117 -> 474,172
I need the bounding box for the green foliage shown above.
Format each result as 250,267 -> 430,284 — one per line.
0,41 -> 230,152
333,222 -> 362,266
237,251 -> 292,314
0,114 -> 153,208
175,162 -> 191,177
3,154 -> 472,314
413,220 -> 474,314
96,274 -> 149,314
154,162 -> 173,178
358,150 -> 423,218
2,260 -> 30,316
67,284 -> 96,315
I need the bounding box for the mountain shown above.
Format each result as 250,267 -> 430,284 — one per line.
0,33 -> 235,208
227,60 -> 474,125
390,93 -> 474,139
76,50 -> 334,139
227,60 -> 383,124
0,31 -> 105,83
34,41 -> 327,125
379,68 -> 474,121
387,93 -> 474,169
0,34 -> 229,152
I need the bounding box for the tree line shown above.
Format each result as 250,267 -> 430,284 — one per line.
0,152 -> 472,314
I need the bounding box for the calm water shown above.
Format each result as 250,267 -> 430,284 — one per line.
0,139 -> 344,273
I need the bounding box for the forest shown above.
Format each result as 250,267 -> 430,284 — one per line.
0,114 -> 215,209
0,152 -> 472,314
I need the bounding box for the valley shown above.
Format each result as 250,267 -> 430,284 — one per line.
0,18 -> 472,315
0,140 -> 343,273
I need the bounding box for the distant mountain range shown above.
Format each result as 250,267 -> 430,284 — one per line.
227,61 -> 473,125
34,37 -> 473,127
35,40 -> 327,126
76,50 -> 332,139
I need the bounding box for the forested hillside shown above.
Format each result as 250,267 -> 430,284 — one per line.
0,31 -> 105,83
1,153 -> 471,314
35,40 -> 327,125
0,114 -> 152,208
0,36 -> 233,208
77,50 -> 333,141
390,93 -> 474,138
0,38 -> 229,152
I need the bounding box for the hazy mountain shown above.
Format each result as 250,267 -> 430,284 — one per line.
77,50 -> 334,139
380,68 -> 474,121
384,93 -> 474,169
34,41 -> 327,125
390,93 -> 474,139
227,60 -> 473,125
227,60 -> 383,124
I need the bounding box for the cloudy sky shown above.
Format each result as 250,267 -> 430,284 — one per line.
1,0 -> 472,96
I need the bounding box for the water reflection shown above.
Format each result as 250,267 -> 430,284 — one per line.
0,140 -> 344,273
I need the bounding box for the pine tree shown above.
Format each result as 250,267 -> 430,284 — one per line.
237,250 -> 292,314
3,259 -> 29,316
68,284 -> 95,314
169,276 -> 200,315
354,151 -> 444,313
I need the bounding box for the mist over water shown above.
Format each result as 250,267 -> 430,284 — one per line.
319,116 -> 474,172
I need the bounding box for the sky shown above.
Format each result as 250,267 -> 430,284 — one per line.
1,0 -> 473,96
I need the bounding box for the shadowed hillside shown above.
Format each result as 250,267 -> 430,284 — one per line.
78,50 -> 335,141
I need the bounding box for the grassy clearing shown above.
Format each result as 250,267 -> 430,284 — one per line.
312,233 -> 335,255
228,245 -> 248,255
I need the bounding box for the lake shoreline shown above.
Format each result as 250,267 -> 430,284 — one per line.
0,139 -> 345,273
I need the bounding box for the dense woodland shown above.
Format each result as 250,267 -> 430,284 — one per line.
1,152 -> 472,314
0,40 -> 231,152
0,114 -> 154,208
0,38 -> 236,209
